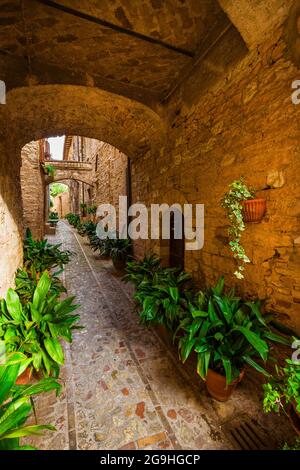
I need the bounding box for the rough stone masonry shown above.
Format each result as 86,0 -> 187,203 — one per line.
0,0 -> 299,334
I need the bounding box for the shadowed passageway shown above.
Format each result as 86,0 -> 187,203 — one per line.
26,222 -> 293,450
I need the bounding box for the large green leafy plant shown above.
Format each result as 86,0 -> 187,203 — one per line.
23,229 -> 72,273
65,213 -> 81,228
49,211 -> 59,221
77,220 -> 97,238
89,233 -> 106,253
15,266 -> 66,304
107,238 -> 132,263
177,276 -> 290,384
124,255 -> 192,330
123,254 -> 162,288
221,178 -> 255,279
0,272 -> 80,377
0,352 -> 61,450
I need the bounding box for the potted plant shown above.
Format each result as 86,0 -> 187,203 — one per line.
87,205 -> 97,222
23,229 -> 72,273
0,352 -> 61,449
177,276 -> 290,401
221,178 -> 266,279
65,213 -> 81,228
108,238 -> 132,271
15,266 -> 67,305
124,255 -> 192,332
123,253 -> 162,288
49,211 -> 59,228
0,272 -> 81,379
77,220 -> 96,238
263,358 -> 300,435
89,234 -> 107,256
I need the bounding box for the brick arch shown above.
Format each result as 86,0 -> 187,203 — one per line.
5,85 -> 166,160
47,174 -> 94,187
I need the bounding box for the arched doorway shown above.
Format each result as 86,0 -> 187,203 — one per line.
169,210 -> 185,270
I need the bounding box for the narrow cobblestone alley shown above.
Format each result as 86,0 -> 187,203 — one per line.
24,222 -> 293,451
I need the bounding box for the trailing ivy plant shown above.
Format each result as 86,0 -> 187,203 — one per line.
263,358 -> 300,415
221,178 -> 255,279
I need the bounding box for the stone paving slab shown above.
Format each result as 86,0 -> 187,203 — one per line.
24,221 -> 295,450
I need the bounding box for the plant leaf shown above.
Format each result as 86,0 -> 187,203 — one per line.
32,272 -> 51,310
236,326 -> 269,360
44,338 -> 64,365
221,357 -> 232,385
5,289 -> 23,323
242,355 -> 270,377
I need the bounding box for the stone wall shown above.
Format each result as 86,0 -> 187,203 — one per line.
131,25 -> 300,333
70,138 -> 128,221
87,140 -> 128,216
0,134 -> 23,297
52,190 -> 70,218
20,141 -> 45,240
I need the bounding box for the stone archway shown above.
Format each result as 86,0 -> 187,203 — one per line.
47,175 -> 94,220
4,85 -> 166,156
49,181 -> 71,219
0,84 -> 166,295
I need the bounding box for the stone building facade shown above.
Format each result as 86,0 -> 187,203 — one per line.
52,190 -> 70,218
83,139 -> 128,216
64,136 -> 128,219
20,141 -> 46,240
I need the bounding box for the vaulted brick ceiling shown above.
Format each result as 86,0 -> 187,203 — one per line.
0,0 -> 232,105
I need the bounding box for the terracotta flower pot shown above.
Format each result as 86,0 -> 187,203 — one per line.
205,368 -> 245,402
288,402 -> 300,436
16,367 -> 31,385
242,198 -> 266,223
156,324 -> 170,344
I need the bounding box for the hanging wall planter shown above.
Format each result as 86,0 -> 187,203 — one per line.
221,177 -> 266,279
242,198 -> 266,223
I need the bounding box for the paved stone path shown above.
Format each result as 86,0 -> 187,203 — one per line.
26,222 -> 294,450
